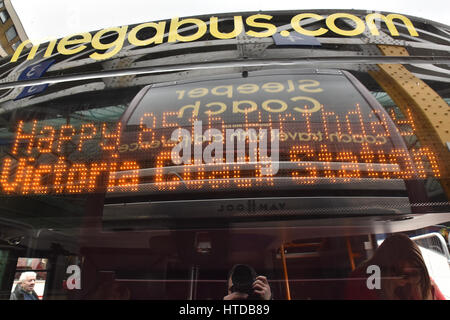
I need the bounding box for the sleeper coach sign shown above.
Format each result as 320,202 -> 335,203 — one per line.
10,12 -> 419,63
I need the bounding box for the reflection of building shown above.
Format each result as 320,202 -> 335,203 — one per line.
0,0 -> 28,57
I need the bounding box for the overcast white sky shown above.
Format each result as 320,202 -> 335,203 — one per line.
10,0 -> 450,41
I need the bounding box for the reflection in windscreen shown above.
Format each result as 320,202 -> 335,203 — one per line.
0,69 -> 448,301
1,71 -> 447,227
120,72 -> 439,190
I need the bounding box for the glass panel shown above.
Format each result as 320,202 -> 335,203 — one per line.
5,26 -> 17,41
0,10 -> 8,23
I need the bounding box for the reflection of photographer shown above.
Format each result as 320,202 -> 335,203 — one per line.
224,264 -> 272,300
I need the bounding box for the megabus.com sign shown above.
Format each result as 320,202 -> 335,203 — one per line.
11,12 -> 419,63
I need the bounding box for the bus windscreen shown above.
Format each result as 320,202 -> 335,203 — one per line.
0,70 -> 446,227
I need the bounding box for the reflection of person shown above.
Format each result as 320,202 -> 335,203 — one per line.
345,233 -> 445,300
10,272 -> 39,300
223,264 -> 272,300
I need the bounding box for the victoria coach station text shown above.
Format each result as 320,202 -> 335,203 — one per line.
11,12 -> 419,62
0,114 -> 442,195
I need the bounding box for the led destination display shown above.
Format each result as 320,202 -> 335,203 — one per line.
0,72 -> 441,195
